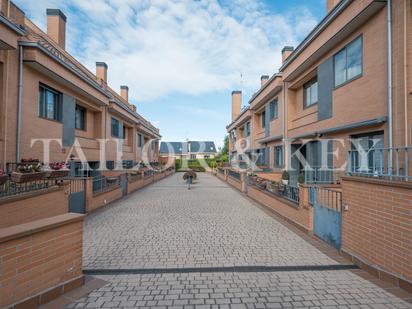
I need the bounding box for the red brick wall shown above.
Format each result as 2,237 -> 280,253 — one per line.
247,186 -> 313,232
227,176 -> 242,192
86,186 -> 123,213
342,177 -> 412,282
127,178 -> 145,194
0,214 -> 84,308
0,187 -> 68,228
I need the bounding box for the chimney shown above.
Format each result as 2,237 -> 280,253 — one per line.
281,46 -> 294,63
261,75 -> 269,87
231,90 -> 242,121
46,9 -> 66,49
96,62 -> 108,84
326,0 -> 340,14
120,85 -> 129,102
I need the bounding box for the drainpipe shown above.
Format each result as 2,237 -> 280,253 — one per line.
403,0 -> 408,146
387,0 -> 393,175
16,45 -> 23,163
282,81 -> 287,171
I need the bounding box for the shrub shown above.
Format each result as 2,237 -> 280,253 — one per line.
281,170 -> 289,180
298,173 -> 305,184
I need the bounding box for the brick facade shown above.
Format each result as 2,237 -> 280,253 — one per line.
342,177 -> 412,283
0,186 -> 68,228
247,185 -> 313,232
0,213 -> 84,308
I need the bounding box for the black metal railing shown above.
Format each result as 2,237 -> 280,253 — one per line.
0,179 -> 53,199
144,169 -> 155,177
92,176 -> 120,195
248,176 -> 299,204
128,172 -> 143,182
281,184 -> 300,203
228,169 -> 241,181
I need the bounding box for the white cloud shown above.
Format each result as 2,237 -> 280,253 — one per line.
15,0 -> 318,102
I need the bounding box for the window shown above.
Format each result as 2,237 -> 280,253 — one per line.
106,161 -> 115,170
269,99 -> 278,120
111,118 -> 120,137
190,154 -> 196,160
244,122 -> 251,137
122,126 -> 127,140
274,145 -> 283,168
75,105 -> 86,130
138,134 -> 143,147
38,85 -> 62,121
261,111 -> 266,128
334,36 -> 363,87
303,78 -> 318,108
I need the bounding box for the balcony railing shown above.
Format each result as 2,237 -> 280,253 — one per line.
92,176 -> 120,195
347,147 -> 412,181
228,169 -> 241,181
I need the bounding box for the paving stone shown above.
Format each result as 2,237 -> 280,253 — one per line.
65,174 -> 411,309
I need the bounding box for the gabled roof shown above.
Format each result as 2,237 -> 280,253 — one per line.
160,141 -> 217,154
190,141 -> 217,153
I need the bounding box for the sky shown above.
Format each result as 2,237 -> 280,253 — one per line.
14,0 -> 325,149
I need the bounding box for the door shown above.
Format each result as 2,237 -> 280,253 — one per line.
312,186 -> 342,249
121,174 -> 128,196
68,178 -> 86,214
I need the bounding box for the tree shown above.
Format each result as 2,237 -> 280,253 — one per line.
221,135 -> 229,156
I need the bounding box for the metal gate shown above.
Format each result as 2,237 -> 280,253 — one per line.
68,178 -> 86,214
121,174 -> 128,197
310,186 -> 342,249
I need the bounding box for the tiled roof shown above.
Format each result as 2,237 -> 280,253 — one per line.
160,141 -> 217,154
22,18 -> 160,137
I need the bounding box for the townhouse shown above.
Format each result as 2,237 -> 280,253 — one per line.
0,1 -> 160,175
227,0 -> 411,185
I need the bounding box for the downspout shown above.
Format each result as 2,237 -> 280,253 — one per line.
387,0 -> 393,175
282,81 -> 287,170
16,45 -> 23,163
403,0 -> 408,146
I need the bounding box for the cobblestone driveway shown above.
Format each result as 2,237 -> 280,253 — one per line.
67,173 -> 411,308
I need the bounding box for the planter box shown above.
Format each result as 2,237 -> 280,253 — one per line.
48,169 -> 70,179
11,172 -> 46,183
0,175 -> 8,185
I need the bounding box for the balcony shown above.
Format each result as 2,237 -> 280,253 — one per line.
347,147 -> 412,182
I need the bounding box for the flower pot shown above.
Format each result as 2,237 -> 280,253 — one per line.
48,169 -> 70,179
282,179 -> 289,185
11,171 -> 47,183
0,175 -> 8,185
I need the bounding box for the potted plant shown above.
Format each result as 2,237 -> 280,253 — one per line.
298,172 -> 305,185
281,170 -> 289,185
11,159 -> 46,183
47,162 -> 70,179
0,169 -> 8,185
